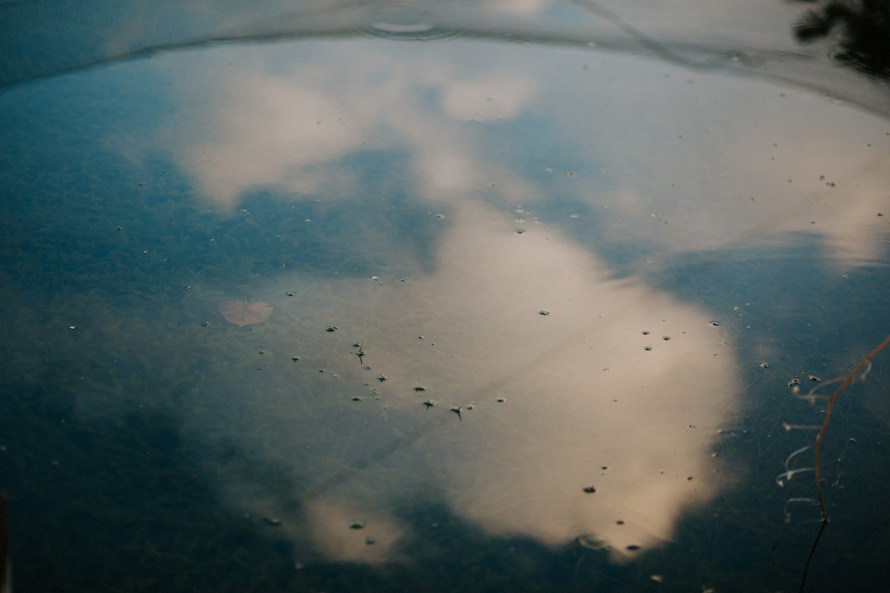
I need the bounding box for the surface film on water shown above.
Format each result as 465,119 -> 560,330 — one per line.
1,1 -> 889,592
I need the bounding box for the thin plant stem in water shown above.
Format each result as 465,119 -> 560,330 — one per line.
811,334 -> 890,522
776,334 -> 890,593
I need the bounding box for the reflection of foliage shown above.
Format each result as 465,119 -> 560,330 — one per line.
793,0 -> 890,78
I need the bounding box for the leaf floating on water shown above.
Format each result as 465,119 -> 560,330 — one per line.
218,300 -> 273,327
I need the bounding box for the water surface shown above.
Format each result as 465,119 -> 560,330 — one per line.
1,1 -> 889,592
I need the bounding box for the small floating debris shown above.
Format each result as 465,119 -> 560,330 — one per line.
496,397 -> 506,403
413,385 -> 426,392
582,486 -> 596,493
538,309 -> 550,316
710,321 -> 721,327
644,346 -> 653,351
626,544 -> 641,551
219,300 -> 272,327
264,517 -> 282,526
286,291 -> 296,297
68,325 -> 77,331
377,374 -> 387,382
325,325 -> 338,332
759,362 -> 769,368
349,520 -> 364,530
662,336 -> 671,341
365,536 -> 376,545
788,378 -> 800,387
291,356 -> 301,362
808,375 -> 821,382
201,321 -> 210,327
351,396 -> 362,402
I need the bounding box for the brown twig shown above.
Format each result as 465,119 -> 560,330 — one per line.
813,333 -> 890,521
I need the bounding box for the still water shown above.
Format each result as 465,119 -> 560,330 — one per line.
1,1 -> 889,592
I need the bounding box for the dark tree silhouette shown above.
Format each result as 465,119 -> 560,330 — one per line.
793,0 -> 890,78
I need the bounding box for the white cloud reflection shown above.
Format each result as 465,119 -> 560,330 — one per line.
170,39 -> 890,264
154,33 -> 887,564
190,200 -> 739,562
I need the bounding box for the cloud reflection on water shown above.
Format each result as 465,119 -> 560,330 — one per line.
171,40 -> 890,265
151,32 -> 887,564
191,200 -> 739,562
